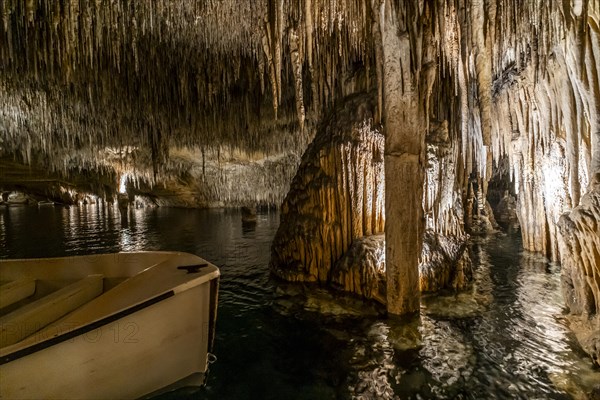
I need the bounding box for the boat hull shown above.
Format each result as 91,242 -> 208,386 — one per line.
1,281 -> 213,399
0,251 -> 220,400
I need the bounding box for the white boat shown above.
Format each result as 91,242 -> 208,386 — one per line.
0,252 -> 220,399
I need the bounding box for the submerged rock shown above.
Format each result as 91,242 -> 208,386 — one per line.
330,231 -> 471,304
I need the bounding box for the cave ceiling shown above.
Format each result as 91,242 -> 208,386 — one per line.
0,0 -> 598,197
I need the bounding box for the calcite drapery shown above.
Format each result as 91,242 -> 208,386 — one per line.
558,179 -> 600,365
270,93 -> 385,283
271,91 -> 471,302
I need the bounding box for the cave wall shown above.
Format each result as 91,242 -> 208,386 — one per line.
558,179 -> 600,365
492,19 -> 600,258
124,146 -> 304,208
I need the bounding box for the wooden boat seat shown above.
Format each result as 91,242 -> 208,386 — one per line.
0,275 -> 103,348
0,279 -> 36,310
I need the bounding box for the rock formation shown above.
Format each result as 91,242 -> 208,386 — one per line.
271,92 -> 471,302
330,234 -> 386,304
270,93 -> 385,283
0,0 -> 599,361
329,230 -> 471,305
558,177 -> 600,366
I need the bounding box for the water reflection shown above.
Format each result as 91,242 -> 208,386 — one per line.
343,233 -> 599,399
348,321 -> 400,399
1,207 -> 599,399
0,210 -> 6,252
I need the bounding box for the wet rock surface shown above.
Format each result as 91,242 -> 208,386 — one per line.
271,93 -> 471,299
558,182 -> 600,366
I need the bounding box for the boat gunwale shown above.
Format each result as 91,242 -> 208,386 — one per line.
0,251 -> 220,361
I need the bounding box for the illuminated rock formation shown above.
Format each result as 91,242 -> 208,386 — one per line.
271,92 -> 471,301
558,178 -> 600,366
0,0 -> 599,358
270,93 -> 385,283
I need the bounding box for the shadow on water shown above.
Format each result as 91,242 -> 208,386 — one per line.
1,206 -> 598,399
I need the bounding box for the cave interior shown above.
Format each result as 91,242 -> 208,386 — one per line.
1,0 -> 599,384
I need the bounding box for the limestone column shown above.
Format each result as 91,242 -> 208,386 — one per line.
590,28 -> 600,178
380,1 -> 425,315
471,0 -> 494,197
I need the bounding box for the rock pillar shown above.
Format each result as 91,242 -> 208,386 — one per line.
381,3 -> 424,315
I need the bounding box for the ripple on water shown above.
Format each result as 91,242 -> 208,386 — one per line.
2,208 -> 599,399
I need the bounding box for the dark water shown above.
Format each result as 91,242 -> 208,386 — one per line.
1,205 -> 598,399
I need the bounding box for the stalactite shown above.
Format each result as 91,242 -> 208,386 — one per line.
262,18 -> 279,119
470,0 -> 493,196
289,27 -> 305,130
370,0 -> 383,124
0,0 -> 598,264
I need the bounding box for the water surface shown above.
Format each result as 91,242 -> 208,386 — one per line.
1,205 -> 597,399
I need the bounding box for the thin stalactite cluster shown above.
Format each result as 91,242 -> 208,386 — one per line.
0,0 -> 307,184
0,0 -> 598,256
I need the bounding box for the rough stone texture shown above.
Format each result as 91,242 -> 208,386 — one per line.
271,92 -> 471,299
420,231 -> 472,293
330,235 -> 386,304
329,232 -> 472,305
270,93 -> 385,283
558,180 -> 600,366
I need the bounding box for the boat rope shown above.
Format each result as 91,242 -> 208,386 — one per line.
202,353 -> 218,387
207,353 -> 218,364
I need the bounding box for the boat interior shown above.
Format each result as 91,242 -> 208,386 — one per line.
0,252 -> 219,353
0,275 -> 124,347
